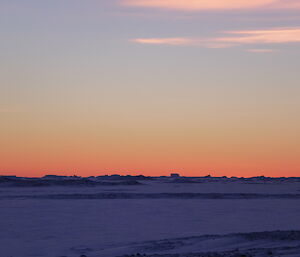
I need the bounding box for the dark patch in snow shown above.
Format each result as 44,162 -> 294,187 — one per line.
118,231 -> 300,257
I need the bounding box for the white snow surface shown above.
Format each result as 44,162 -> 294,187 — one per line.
1,178 -> 300,257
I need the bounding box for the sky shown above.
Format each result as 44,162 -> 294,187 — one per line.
1,0 -> 300,177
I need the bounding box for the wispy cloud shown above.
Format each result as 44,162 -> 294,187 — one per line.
219,28 -> 300,44
132,38 -> 194,46
132,38 -> 235,48
132,27 -> 300,50
245,49 -> 277,53
122,0 -> 300,11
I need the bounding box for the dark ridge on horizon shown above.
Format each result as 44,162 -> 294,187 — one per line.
0,174 -> 300,188
1,174 -> 300,179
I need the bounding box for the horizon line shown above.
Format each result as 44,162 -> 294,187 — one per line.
1,174 -> 299,179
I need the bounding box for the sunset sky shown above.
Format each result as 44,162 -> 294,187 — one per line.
1,0 -> 300,177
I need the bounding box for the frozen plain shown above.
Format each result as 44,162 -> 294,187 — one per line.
1,176 -> 300,257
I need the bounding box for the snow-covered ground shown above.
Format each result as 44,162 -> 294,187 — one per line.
1,177 -> 300,257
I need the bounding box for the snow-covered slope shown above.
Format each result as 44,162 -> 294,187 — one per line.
0,177 -> 299,257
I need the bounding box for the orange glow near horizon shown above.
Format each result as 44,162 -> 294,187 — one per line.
1,114 -> 299,178
1,98 -> 300,178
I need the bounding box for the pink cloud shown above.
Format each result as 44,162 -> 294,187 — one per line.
132,27 -> 300,49
220,28 -> 300,44
122,0 -> 300,11
132,38 -> 195,46
245,49 -> 277,53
